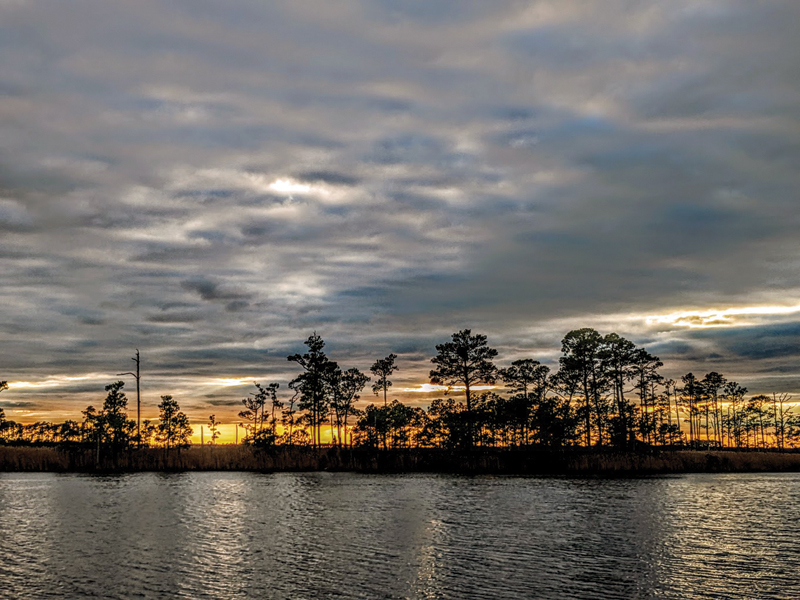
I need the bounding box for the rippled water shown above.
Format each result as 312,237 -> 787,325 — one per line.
1,472 -> 799,599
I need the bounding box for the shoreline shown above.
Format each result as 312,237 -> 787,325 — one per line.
2,446 -> 800,475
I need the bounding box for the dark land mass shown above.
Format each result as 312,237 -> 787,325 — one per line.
2,446 -> 800,475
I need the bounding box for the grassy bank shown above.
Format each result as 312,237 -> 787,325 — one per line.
2,445 -> 800,474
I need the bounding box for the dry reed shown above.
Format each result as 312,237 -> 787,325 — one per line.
2,445 -> 800,474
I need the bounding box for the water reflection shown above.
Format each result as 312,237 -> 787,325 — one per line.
1,472 -> 799,599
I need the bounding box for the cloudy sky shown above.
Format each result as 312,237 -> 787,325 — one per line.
2,0 -> 800,425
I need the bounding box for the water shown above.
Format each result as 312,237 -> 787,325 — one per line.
1,472 -> 799,599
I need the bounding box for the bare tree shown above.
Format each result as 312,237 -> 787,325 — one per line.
117,350 -> 142,447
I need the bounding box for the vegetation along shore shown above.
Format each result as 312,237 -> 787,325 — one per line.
2,446 -> 800,475
2,327 -> 800,474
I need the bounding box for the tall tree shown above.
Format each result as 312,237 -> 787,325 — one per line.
429,329 -> 498,448
701,372 -> 726,447
239,391 -> 265,442
748,395 -> 770,449
281,392 -> 304,445
772,392 -> 792,450
599,334 -> 638,448
501,359 -> 549,401
207,414 -> 221,446
558,328 -> 607,447
631,349 -> 663,446
288,333 -> 338,448
140,419 -> 156,447
249,382 -> 280,446
500,359 -> 549,445
371,354 -> 398,408
157,395 -> 192,452
99,381 -> 135,459
0,381 -> 7,441
81,405 -> 98,444
386,399 -> 416,448
329,367 -> 369,446
117,350 -> 141,446
354,404 -> 390,448
662,379 -> 681,445
261,383 -> 282,439
722,381 -> 747,448
680,373 -> 702,446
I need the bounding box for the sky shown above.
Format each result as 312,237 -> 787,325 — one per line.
2,0 -> 800,428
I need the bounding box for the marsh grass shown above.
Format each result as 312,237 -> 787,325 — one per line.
2,445 -> 800,474
563,449 -> 800,474
0,445 -> 351,473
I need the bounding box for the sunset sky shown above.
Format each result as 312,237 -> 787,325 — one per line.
2,1 -> 800,428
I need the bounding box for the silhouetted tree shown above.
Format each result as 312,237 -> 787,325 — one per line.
662,379 -> 683,445
249,382 -> 280,447
140,419 -> 156,447
58,420 -> 81,444
785,412 -> 800,448
386,399 -> 417,448
371,354 -> 398,408
239,386 -> 267,442
157,395 -> 192,453
702,372 -> 726,447
0,380 -> 8,441
632,349 -> 663,446
208,414 -> 221,445
680,373 -> 703,446
288,333 -> 338,448
558,328 -> 608,446
747,394 -> 770,449
599,334 -> 638,448
535,394 -> 577,447
80,405 -> 98,444
329,367 -> 369,446
263,384 -> 283,439
420,397 -> 470,449
500,359 -> 550,445
430,329 -> 498,448
280,391 -> 303,445
99,381 -> 136,461
0,400 -> 9,443
354,404 -> 390,448
771,392 -> 792,450
117,350 -> 141,446
722,381 -> 747,447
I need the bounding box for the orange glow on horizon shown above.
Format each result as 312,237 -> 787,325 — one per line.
188,423 -> 347,446
402,384 -> 497,393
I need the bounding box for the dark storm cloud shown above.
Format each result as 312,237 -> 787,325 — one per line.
180,278 -> 251,303
295,171 -> 360,187
691,322 -> 800,362
205,398 -> 242,407
0,401 -> 38,409
2,0 -> 800,415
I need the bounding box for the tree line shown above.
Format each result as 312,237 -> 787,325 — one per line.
0,381 -> 193,463
2,329 -> 800,452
